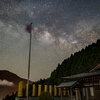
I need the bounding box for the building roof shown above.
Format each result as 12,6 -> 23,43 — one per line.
57,81 -> 77,88
62,71 -> 100,79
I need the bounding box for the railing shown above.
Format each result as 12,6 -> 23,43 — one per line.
15,97 -> 76,100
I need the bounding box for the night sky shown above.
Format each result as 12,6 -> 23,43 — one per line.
0,0 -> 100,81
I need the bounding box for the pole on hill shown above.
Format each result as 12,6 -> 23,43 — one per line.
26,23 -> 32,100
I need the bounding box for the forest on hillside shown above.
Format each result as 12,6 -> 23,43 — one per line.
36,39 -> 100,85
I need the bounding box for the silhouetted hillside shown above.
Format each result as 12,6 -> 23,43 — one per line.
48,39 -> 100,84
0,70 -> 27,85
0,70 -> 32,99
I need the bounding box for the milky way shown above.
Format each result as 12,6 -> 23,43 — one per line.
0,0 -> 100,81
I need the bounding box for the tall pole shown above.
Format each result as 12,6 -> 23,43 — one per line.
26,23 -> 32,100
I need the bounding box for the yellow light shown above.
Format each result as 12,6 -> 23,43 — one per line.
32,84 -> 35,96
38,85 -> 42,96
49,85 -> 52,96
58,88 -> 61,96
54,85 -> 57,96
63,88 -> 66,96
44,85 -> 48,93
18,81 -> 24,97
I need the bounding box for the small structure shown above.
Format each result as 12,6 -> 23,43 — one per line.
57,64 -> 100,100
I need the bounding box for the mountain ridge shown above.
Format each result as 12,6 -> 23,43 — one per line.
0,70 -> 32,99
0,70 -> 28,85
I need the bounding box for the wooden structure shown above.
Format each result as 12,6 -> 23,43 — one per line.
57,64 -> 100,100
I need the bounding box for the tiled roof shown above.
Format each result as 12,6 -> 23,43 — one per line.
62,71 -> 100,79
57,81 -> 77,88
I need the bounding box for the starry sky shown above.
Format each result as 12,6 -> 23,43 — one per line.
0,0 -> 100,81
